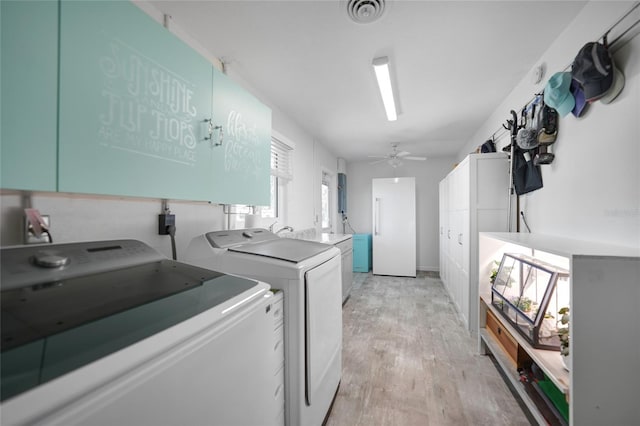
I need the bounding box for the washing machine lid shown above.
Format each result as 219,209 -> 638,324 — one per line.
229,238 -> 333,263
0,240 -> 262,402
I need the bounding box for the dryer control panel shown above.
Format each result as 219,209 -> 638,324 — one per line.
1,240 -> 165,290
206,228 -> 278,248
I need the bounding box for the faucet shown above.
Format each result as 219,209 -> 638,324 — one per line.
268,221 -> 278,232
275,226 -> 294,234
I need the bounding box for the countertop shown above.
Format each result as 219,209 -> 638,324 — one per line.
303,233 -> 352,245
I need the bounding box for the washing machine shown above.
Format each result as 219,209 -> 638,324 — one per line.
185,228 -> 343,426
1,239 -> 284,426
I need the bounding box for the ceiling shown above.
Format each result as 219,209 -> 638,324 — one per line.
148,0 -> 587,162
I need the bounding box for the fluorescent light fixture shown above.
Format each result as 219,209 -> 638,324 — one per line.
372,56 -> 397,121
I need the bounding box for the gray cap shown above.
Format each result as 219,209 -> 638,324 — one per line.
516,128 -> 539,150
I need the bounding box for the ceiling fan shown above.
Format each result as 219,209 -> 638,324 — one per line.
368,143 -> 427,167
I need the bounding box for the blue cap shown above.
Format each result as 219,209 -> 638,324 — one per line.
544,72 -> 575,117
570,78 -> 587,117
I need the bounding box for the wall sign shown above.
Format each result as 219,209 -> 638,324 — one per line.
58,1 -> 214,201
98,38 -> 199,165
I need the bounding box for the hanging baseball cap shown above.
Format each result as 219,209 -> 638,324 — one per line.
480,139 -> 496,153
544,72 -> 575,117
571,42 -> 615,102
517,127 -> 538,150
599,63 -> 625,104
570,78 -> 588,117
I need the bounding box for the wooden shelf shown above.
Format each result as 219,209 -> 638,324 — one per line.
481,296 -> 569,394
479,328 -> 547,425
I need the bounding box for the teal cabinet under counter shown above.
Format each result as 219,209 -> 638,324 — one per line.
352,234 -> 372,272
210,67 -> 271,206
1,0 -> 58,192
57,0 -> 215,201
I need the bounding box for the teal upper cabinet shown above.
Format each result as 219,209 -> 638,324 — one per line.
211,67 -> 272,206
58,0 -> 213,201
1,1 -> 58,192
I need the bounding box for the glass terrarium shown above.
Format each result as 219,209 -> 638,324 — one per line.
491,252 -> 570,350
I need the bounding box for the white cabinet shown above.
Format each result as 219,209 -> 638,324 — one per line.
478,232 -> 640,426
335,237 -> 353,303
439,153 -> 509,331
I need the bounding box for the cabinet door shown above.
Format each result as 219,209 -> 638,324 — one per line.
342,249 -> 353,301
460,209 -> 470,275
457,160 -> 470,210
1,0 -> 58,191
438,180 -> 447,276
58,1 -> 213,201
352,238 -> 365,272
210,67 -> 271,205
352,235 -> 371,272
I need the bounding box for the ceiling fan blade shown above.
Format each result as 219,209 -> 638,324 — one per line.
404,156 -> 427,161
367,155 -> 388,159
396,151 -> 411,157
369,158 -> 387,165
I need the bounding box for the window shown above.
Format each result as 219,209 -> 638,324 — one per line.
321,170 -> 332,231
258,174 -> 284,222
262,136 -> 292,219
260,136 -> 292,222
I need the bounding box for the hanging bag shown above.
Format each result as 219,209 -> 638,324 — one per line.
513,148 -> 543,195
512,104 -> 543,195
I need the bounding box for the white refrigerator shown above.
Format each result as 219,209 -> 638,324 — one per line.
372,177 -> 416,277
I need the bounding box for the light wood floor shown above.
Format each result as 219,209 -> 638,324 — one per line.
325,272 -> 531,426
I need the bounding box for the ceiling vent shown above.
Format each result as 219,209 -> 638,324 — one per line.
347,0 -> 385,24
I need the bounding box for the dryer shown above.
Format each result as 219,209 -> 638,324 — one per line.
185,228 -> 343,426
1,239 -> 283,426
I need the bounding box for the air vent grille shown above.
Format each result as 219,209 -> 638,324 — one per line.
347,0 -> 385,24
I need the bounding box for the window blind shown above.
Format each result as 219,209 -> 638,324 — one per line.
271,137 -> 293,181
322,171 -> 331,185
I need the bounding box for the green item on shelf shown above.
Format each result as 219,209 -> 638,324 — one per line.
538,379 -> 569,423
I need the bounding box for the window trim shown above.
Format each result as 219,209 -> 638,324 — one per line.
321,169 -> 334,232
264,131 -> 294,225
271,132 -> 294,182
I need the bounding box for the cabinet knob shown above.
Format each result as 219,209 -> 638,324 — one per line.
33,253 -> 69,268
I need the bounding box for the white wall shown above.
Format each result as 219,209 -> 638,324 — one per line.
314,140 -> 340,233
460,2 -> 640,250
0,193 -> 223,260
346,157 -> 455,271
0,1 -> 338,257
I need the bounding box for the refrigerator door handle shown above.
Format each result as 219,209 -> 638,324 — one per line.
374,198 -> 380,235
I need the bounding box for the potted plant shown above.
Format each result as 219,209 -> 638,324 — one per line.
558,306 -> 570,370
489,260 -> 500,284
510,296 -> 534,312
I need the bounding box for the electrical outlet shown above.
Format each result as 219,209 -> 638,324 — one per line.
158,213 -> 175,235
24,214 -> 51,244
